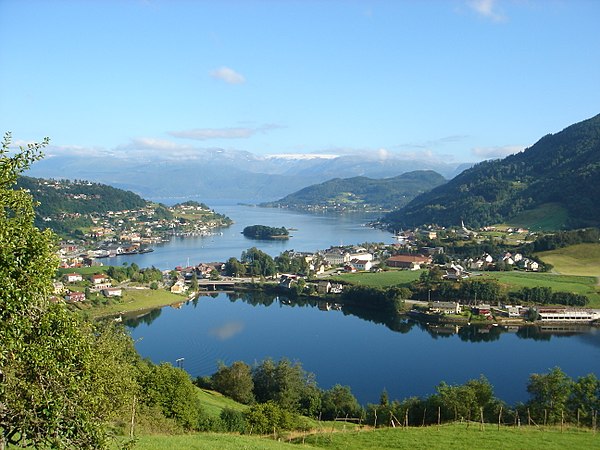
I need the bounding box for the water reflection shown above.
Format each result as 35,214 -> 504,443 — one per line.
124,293 -> 600,347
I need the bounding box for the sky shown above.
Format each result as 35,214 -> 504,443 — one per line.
1,0 -> 599,165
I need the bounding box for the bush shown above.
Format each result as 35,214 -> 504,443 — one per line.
244,401 -> 297,435
220,408 -> 247,433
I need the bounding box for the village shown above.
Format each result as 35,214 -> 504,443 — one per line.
55,201 -> 232,266
54,223 -> 600,326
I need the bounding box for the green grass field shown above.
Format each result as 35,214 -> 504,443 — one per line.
482,271 -> 600,307
329,269 -> 424,288
536,243 -> 600,277
502,203 -> 570,231
57,266 -> 109,276
80,288 -> 189,318
122,423 -> 598,450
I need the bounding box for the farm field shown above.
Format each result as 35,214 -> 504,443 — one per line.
482,271 -> 600,307
536,243 -> 600,277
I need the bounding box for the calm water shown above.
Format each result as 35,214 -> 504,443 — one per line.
127,293 -> 600,406
112,204 -> 393,270
122,204 -> 600,405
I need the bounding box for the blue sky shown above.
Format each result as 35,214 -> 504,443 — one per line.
1,0 -> 599,164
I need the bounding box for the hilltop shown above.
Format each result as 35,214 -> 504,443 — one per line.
261,170 -> 446,212
383,114 -> 600,230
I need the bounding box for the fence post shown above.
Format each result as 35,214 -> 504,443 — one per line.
498,406 -> 502,431
480,406 -> 484,431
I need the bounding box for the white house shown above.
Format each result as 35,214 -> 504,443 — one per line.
64,273 -> 83,283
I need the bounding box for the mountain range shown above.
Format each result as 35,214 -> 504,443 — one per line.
25,149 -> 468,204
383,113 -> 600,230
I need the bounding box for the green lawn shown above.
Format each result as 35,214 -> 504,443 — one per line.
536,243 -> 600,277
57,266 -> 109,276
482,271 -> 600,307
122,424 -> 598,450
329,269 -> 424,288
81,288 -> 189,318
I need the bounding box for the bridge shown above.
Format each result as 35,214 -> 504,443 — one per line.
197,280 -> 236,291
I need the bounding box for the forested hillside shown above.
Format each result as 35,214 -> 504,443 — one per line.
262,170 -> 446,211
17,176 -> 147,216
384,114 -> 600,229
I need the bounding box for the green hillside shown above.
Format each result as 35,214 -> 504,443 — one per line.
262,170 -> 446,211
536,243 -> 600,277
384,114 -> 600,229
17,176 -> 147,216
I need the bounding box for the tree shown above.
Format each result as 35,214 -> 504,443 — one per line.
189,272 -> 199,290
252,358 -> 316,412
526,367 -> 573,424
321,384 -> 362,420
141,363 -> 203,430
211,361 -> 255,404
0,133 -> 117,448
225,257 -> 246,277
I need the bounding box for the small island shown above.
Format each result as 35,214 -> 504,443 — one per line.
242,224 -> 290,240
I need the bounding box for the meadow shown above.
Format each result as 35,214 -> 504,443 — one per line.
536,243 -> 600,277
124,423 -> 598,450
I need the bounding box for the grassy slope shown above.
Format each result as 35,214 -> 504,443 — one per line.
196,388 -> 247,417
536,243 -> 600,277
128,424 -> 598,450
330,269 -> 424,288
503,203 -> 570,231
78,289 -> 189,319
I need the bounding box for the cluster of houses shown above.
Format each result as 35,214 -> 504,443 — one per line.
54,201 -> 231,269
57,272 -> 123,303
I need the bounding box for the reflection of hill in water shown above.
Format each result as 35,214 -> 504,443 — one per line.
123,291 -> 600,346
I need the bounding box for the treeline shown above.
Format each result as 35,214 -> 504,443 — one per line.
365,368 -> 600,429
202,360 -> 600,433
409,268 -> 589,307
242,224 -> 289,239
509,286 -> 589,307
196,358 -> 362,434
524,227 -> 600,253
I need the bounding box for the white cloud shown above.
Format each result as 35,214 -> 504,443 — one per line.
471,145 -> 523,158
210,66 -> 246,84
169,124 -> 282,141
468,0 -> 506,22
43,144 -> 113,158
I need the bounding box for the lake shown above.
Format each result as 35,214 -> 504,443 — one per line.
111,204 -> 393,270
127,292 -> 600,406
121,204 -> 600,406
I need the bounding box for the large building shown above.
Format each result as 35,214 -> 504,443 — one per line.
386,254 -> 432,270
